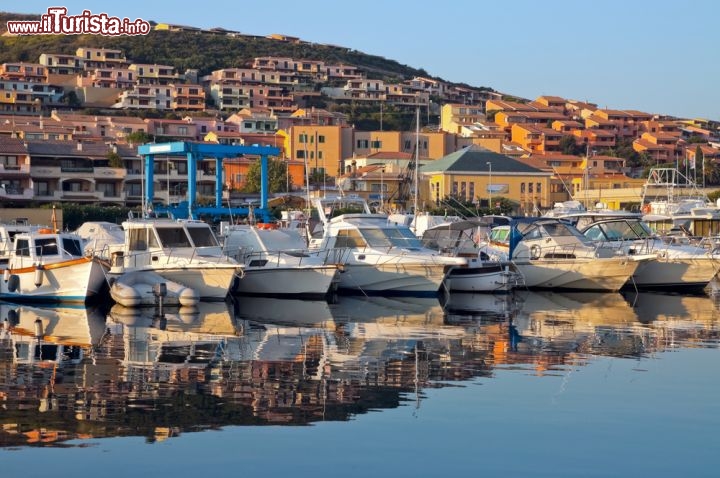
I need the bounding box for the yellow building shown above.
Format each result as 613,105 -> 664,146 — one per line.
285,125 -> 353,178
420,145 -> 553,214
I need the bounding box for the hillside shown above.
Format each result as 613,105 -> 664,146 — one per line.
0,11 -> 470,86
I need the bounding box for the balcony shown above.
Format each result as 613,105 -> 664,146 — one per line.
31,166 -> 62,178
0,187 -> 33,200
61,190 -> 101,200
94,167 -> 127,179
0,164 -> 31,177
33,190 -> 62,201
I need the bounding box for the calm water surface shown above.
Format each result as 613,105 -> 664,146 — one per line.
1,289 -> 719,478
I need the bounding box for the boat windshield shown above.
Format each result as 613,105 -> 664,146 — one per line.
522,222 -> 579,239
360,226 -> 423,249
186,226 -> 219,247
156,226 -> 193,248
583,220 -> 654,241
489,227 -> 510,244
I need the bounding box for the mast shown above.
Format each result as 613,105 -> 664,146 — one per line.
414,106 -> 419,215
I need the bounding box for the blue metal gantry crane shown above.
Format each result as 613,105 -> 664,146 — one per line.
137,141 -> 280,222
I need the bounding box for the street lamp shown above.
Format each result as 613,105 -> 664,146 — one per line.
380,167 -> 385,211
486,161 -> 492,209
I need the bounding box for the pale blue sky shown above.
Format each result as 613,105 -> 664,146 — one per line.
10,0 -> 720,120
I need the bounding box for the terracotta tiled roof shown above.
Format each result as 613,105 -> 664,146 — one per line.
26,140 -> 136,158
0,136 -> 28,154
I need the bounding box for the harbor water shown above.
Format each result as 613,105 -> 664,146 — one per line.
1,289 -> 719,478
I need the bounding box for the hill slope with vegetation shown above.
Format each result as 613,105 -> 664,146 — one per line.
0,11 -> 446,83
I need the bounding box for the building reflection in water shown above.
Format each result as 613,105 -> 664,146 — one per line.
0,290 -> 718,447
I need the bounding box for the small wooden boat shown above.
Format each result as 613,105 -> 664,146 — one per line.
0,227 -> 107,304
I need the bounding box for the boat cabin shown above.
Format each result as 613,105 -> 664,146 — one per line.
118,219 -> 223,268
10,229 -> 84,269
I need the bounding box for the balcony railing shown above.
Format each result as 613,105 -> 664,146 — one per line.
31,166 -> 62,177
0,164 -> 30,175
0,187 -> 33,199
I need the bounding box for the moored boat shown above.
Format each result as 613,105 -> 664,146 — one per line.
308,197 -> 466,296
222,224 -> 339,298
481,218 -> 653,292
0,227 -> 108,304
106,219 -> 241,301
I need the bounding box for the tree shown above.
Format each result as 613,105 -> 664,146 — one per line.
559,135 -> 583,155
243,158 -> 289,193
61,90 -> 81,108
106,151 -> 124,168
126,130 -> 152,145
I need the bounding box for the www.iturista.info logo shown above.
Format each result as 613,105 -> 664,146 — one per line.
6,7 -> 151,36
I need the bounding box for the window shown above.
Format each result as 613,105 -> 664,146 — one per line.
318,135 -> 325,143
15,238 -> 30,256
371,140 -> 382,149
187,226 -> 219,247
521,183 -> 526,193
35,238 -> 58,256
128,229 -> 148,251
536,182 -> 542,193
528,183 -> 534,193
335,229 -> 366,248
62,238 -> 83,256
356,139 -> 369,149
33,181 -> 50,196
178,126 -> 188,135
156,227 -> 192,248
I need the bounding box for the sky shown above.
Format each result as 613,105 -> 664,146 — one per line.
8,0 -> 720,121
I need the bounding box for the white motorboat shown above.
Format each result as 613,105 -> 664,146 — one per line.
576,216 -> 720,292
0,227 -> 108,304
420,217 -> 521,293
308,197 -> 466,296
481,218 -> 653,291
222,224 -> 339,298
106,219 -> 241,301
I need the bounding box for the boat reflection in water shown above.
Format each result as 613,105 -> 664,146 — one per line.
1,290 -> 719,448
0,302 -> 106,366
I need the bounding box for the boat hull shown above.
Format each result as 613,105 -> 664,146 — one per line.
514,256 -> 640,292
233,265 -> 338,298
628,257 -> 720,291
0,257 -> 107,304
336,262 -> 447,296
444,262 -> 520,293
